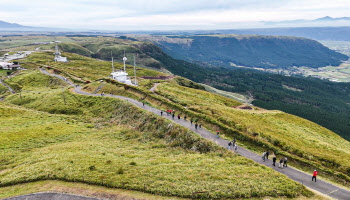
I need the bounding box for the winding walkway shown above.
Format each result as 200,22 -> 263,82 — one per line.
37,68 -> 350,199
0,79 -> 15,94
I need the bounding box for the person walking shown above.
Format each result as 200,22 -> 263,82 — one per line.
232,138 -> 236,145
161,111 -> 163,116
178,114 -> 181,120
216,130 -> 220,138
272,155 -> 277,166
279,158 -> 284,168
284,157 -> 288,167
184,115 -> 187,121
190,118 -> 193,125
199,122 -> 202,129
195,123 -> 198,129
143,102 -> 145,106
312,170 -> 318,182
262,152 -> 266,162
172,113 -> 175,119
234,142 -> 238,152
266,150 -> 270,160
228,141 -> 232,150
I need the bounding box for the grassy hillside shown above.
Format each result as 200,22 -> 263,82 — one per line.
154,35 -> 349,69
1,86 -> 312,199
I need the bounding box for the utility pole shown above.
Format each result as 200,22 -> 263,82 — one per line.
62,87 -> 66,105
133,54 -> 137,85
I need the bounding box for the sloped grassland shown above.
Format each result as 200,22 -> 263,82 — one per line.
10,52 -> 350,186
1,74 -> 312,199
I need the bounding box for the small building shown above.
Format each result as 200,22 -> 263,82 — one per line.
110,53 -> 136,86
54,41 -> 68,62
0,62 -> 20,70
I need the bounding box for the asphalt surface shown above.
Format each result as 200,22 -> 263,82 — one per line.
4,192 -> 99,200
0,79 -> 15,94
11,68 -> 349,200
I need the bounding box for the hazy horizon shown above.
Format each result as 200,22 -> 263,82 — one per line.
1,0 -> 350,31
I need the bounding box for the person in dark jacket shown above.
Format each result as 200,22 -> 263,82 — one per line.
279,158 -> 284,168
272,155 -> 277,166
266,150 -> 270,160
199,122 -> 202,129
190,119 -> 193,125
161,111 -> 163,116
228,141 -> 232,150
172,113 -> 175,119
184,115 -> 187,121
284,157 -> 288,167
178,114 -> 180,120
195,123 -> 198,129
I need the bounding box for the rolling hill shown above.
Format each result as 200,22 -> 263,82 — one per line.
153,35 -> 349,69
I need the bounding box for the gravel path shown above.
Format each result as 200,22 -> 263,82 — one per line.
37,68 -> 350,200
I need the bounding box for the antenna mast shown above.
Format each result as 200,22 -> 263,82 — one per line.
122,51 -> 127,72
111,51 -> 114,72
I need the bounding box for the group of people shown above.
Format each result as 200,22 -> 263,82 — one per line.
228,138 -> 238,151
262,150 -> 288,168
164,109 -> 202,129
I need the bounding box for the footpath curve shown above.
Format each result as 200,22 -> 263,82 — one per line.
39,68 -> 350,200
0,79 -> 15,94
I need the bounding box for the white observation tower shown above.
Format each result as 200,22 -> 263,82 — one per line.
110,52 -> 136,86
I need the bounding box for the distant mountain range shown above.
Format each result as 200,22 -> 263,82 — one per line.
0,20 -> 68,31
263,16 -> 350,26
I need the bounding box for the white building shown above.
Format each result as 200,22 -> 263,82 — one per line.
54,41 -> 68,62
110,53 -> 135,85
0,62 -> 20,70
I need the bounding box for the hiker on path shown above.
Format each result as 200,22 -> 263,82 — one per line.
279,158 -> 284,168
312,170 -> 318,182
190,119 -> 193,125
195,123 -> 198,129
172,113 -> 175,119
178,114 -> 180,120
199,122 -> 202,129
234,142 -> 238,151
184,115 -> 187,121
216,130 -> 220,138
228,141 -> 232,150
262,152 -> 266,161
272,154 -> 277,166
232,138 -> 236,145
143,102 -> 145,106
161,111 -> 163,116
284,157 -> 288,167
266,150 -> 270,160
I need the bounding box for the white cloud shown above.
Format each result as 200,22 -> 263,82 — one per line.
0,0 -> 349,30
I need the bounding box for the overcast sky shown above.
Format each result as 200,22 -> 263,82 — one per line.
1,0 -> 350,30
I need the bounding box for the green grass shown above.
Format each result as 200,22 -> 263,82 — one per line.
3,70 -> 67,92
1,90 -> 311,198
18,52 -> 164,83
153,82 -> 350,186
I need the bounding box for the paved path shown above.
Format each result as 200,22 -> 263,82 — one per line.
149,83 -> 160,92
4,192 -> 98,200
0,79 -> 15,94
39,68 -> 350,199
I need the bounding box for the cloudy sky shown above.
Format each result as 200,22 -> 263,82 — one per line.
1,0 -> 350,30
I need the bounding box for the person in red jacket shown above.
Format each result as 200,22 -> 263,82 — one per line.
312,170 -> 318,182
